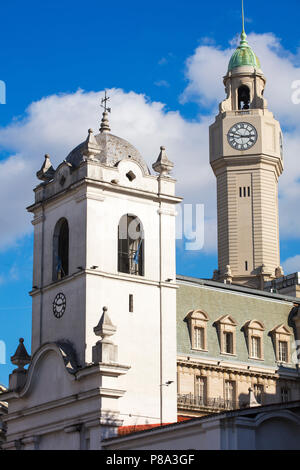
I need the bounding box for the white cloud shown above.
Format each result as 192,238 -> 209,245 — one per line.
282,255 -> 300,275
0,89 -> 216,253
154,80 -> 170,88
0,31 -> 300,261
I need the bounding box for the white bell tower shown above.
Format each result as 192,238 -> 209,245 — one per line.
2,100 -> 181,450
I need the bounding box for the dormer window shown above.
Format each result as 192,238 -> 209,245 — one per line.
270,324 -> 292,364
186,310 -> 209,351
238,85 -> 250,110
244,320 -> 265,360
215,315 -> 237,356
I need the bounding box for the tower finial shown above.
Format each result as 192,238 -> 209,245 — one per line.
100,90 -> 111,133
242,0 -> 245,34
240,0 -> 247,44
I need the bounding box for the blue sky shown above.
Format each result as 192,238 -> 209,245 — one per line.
0,0 -> 300,385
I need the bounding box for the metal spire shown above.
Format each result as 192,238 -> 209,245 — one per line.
100,90 -> 111,133
242,0 -> 245,34
240,0 -> 248,44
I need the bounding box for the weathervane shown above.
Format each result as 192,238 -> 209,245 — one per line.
101,90 -> 111,114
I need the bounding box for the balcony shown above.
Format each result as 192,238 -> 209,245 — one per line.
178,393 -> 244,414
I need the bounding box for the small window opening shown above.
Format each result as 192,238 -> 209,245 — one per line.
239,187 -> 242,197
129,294 -> 134,313
254,384 -> 264,404
245,261 -> 248,271
126,171 -> 136,182
224,332 -> 233,354
248,186 -> 251,197
243,187 -> 246,197
238,85 -> 250,110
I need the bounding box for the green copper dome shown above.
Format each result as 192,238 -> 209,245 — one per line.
228,31 -> 261,72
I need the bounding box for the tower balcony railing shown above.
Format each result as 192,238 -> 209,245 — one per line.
178,393 -> 243,412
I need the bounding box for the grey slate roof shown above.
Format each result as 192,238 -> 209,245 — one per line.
176,275 -> 298,369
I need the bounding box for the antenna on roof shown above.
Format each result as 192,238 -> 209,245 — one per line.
242,0 -> 245,34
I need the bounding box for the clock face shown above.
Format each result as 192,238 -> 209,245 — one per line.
227,122 -> 258,151
53,293 -> 66,319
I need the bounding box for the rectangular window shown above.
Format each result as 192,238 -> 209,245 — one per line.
279,341 -> 288,363
243,187 -> 246,197
245,261 -> 248,271
239,187 -> 242,198
254,384 -> 264,404
195,377 -> 206,405
224,332 -> 233,354
281,387 -> 290,403
225,380 -> 235,407
248,186 -> 251,197
194,327 -> 205,350
129,294 -> 134,313
251,336 -> 261,359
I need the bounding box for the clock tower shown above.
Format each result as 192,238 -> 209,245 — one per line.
210,21 -> 284,289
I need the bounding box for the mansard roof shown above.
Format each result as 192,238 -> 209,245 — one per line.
176,275 -> 297,369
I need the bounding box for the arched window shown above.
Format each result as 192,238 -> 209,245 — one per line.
118,214 -> 144,276
53,218 -> 69,281
238,85 -> 250,110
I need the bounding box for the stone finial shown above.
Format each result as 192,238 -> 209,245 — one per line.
152,146 -> 174,177
260,264 -> 266,275
11,338 -> 31,370
99,111 -> 111,134
82,128 -> 101,159
275,266 -> 284,279
92,307 -> 118,364
36,154 -> 55,182
94,306 -> 117,338
248,387 -> 261,408
9,339 -> 31,392
224,265 -> 233,284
